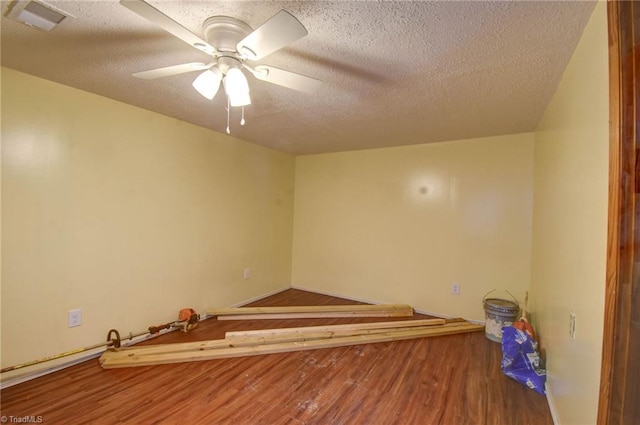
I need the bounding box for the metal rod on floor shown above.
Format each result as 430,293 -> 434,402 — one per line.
0,328 -> 147,374
1,308 -> 201,373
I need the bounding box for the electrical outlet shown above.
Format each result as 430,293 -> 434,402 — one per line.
68,308 -> 82,328
243,267 -> 251,280
451,283 -> 460,295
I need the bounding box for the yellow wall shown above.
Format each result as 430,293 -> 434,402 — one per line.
292,133 -> 534,321
1,68 -> 295,379
531,2 -> 608,424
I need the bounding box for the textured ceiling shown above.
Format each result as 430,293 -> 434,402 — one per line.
1,0 -> 596,155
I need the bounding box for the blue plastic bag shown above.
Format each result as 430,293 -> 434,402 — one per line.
501,326 -> 546,394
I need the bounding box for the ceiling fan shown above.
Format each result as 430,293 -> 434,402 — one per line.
119,0 -> 321,132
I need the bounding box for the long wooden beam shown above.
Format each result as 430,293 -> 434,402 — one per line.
207,304 -> 413,318
207,304 -> 414,315
224,318 -> 446,339
216,310 -> 414,320
99,322 -> 483,369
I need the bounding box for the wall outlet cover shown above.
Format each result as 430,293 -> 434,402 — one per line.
68,308 -> 82,328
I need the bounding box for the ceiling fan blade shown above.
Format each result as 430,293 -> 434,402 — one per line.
120,0 -> 216,55
132,62 -> 211,80
236,10 -> 308,60
253,65 -> 321,94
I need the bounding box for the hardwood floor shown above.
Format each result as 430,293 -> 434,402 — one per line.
0,289 -> 553,424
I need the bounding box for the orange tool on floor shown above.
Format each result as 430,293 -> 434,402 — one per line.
148,308 -> 200,334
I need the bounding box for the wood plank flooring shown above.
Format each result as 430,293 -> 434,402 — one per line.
0,289 -> 553,424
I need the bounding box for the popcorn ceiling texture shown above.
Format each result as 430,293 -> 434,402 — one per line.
0,0 -> 596,154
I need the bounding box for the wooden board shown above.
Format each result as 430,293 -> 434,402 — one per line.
100,322 -> 483,369
224,318 -> 446,339
216,310 -> 414,320
207,304 -> 413,317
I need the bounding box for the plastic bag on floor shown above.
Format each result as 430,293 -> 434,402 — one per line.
501,325 -> 546,394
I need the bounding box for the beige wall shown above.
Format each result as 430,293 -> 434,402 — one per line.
292,133 -> 534,321
531,2 -> 608,424
1,68 -> 295,379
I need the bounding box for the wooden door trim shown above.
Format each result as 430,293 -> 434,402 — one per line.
598,0 -> 621,422
598,0 -> 638,423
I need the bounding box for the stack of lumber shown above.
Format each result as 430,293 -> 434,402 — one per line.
99,305 -> 483,369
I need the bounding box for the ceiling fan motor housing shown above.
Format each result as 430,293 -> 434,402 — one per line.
203,16 -> 252,53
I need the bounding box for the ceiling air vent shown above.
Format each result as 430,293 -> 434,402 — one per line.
5,0 -> 74,31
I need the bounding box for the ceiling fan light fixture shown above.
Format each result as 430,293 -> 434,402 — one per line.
224,68 -> 251,106
192,68 -> 222,100
228,92 -> 251,107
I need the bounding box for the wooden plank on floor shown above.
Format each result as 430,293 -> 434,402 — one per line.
215,310 -> 414,320
207,304 -> 413,317
224,318 -> 446,339
99,322 -> 484,368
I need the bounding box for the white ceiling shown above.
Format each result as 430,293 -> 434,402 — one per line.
1,0 -> 596,155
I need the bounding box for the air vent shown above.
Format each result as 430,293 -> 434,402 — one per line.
5,0 -> 75,31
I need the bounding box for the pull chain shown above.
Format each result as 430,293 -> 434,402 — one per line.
240,106 -> 246,126
226,96 -> 230,134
